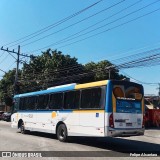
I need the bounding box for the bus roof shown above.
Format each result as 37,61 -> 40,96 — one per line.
14,80 -> 109,98
14,83 -> 76,98
75,80 -> 108,89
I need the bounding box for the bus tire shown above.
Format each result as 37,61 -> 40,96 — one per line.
57,124 -> 68,142
20,122 -> 26,134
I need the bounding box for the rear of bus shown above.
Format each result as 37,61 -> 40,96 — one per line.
106,80 -> 145,137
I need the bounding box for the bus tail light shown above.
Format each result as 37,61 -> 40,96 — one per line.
109,113 -> 114,128
142,114 -> 145,128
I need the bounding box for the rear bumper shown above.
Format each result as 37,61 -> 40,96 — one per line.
107,127 -> 145,137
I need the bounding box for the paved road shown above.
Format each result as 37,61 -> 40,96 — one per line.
0,121 -> 160,160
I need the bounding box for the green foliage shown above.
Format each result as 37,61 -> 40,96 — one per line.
0,49 -> 126,103
21,49 -> 84,92
0,70 -> 16,101
85,60 -> 126,81
5,96 -> 13,106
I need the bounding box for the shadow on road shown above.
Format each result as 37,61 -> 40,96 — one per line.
24,131 -> 160,154
145,127 -> 160,130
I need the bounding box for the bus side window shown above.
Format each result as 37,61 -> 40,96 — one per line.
13,98 -> 19,112
49,93 -> 63,109
81,87 -> 102,109
28,96 -> 37,110
37,95 -> 49,110
64,91 -> 80,109
19,98 -> 27,110
19,98 -> 22,110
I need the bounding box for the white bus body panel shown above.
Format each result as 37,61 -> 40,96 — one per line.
105,112 -> 144,137
11,111 -> 144,137
77,111 -> 104,136
11,110 -> 105,137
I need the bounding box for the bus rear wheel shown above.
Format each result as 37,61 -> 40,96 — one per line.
20,122 -> 26,134
57,124 -> 68,142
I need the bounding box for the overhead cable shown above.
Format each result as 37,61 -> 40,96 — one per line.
4,0 -> 104,47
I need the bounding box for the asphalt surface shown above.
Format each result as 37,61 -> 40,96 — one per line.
0,121 -> 160,160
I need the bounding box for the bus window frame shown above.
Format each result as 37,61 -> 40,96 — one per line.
15,85 -> 106,112
49,91 -> 64,110
36,94 -> 50,110
63,90 -> 80,110
79,86 -> 106,110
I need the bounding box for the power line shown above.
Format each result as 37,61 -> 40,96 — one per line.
121,71 -> 158,85
20,47 -> 160,79
27,0 -> 156,52
0,45 -> 30,94
111,47 -> 160,64
20,0 -> 127,48
16,56 -> 159,94
4,0 -> 104,47
56,7 -> 160,50
0,51 -> 5,58
1,47 -> 159,92
7,51 -> 17,60
0,68 -> 6,74
0,53 -> 10,65
116,52 -> 160,69
26,5 -> 160,54
0,46 -> 32,58
6,61 -> 16,71
19,53 -> 160,84
107,41 -> 160,61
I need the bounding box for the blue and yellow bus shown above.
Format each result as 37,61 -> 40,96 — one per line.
11,80 -> 145,142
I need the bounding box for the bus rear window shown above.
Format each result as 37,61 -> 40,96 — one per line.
113,83 -> 143,100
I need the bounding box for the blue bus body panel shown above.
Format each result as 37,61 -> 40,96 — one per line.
17,110 -> 73,113
14,84 -> 76,98
105,80 -> 112,112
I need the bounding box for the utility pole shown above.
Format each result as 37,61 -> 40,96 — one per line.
14,45 -> 20,94
1,45 -> 33,95
105,65 -> 115,79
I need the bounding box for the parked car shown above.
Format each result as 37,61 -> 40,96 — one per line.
0,111 -> 4,120
2,112 -> 11,122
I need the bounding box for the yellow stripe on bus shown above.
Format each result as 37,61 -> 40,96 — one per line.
75,80 -> 108,89
112,93 -> 116,112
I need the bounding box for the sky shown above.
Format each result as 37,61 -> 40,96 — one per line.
0,0 -> 160,95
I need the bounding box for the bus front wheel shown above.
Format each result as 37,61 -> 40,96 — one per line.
57,124 -> 68,142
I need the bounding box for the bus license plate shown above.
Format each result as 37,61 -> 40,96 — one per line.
126,123 -> 132,126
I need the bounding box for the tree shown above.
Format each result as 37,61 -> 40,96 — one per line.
21,49 -> 85,92
85,60 -> 126,81
0,49 -> 126,102
0,70 -> 16,102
